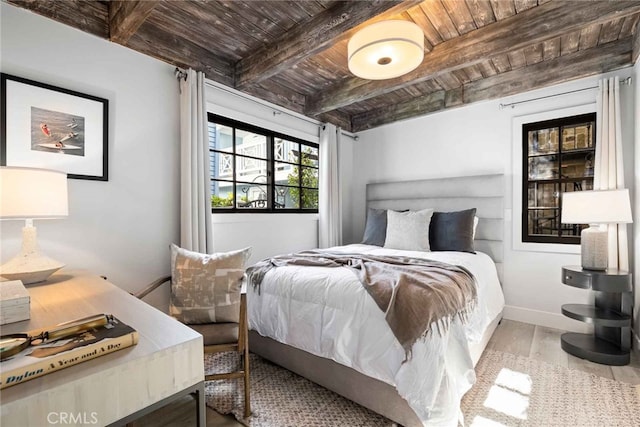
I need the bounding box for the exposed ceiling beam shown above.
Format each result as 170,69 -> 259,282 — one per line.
633,17 -> 640,63
307,1 -> 640,116
234,0 -> 422,90
5,0 -> 108,38
351,38 -> 632,132
109,1 -> 159,44
126,26 -> 235,87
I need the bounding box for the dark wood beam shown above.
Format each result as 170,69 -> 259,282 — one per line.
351,38 -> 632,132
126,25 -> 235,87
308,0 -> 640,116
109,1 -> 159,44
234,0 -> 422,90
633,17 -> 640,64
316,111 -> 353,132
5,0 -> 108,38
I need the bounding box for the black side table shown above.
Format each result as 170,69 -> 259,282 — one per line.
560,266 -> 632,366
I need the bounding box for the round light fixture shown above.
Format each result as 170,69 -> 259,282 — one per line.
348,20 -> 424,80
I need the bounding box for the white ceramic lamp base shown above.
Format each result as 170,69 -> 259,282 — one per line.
580,224 -> 607,270
0,223 -> 64,284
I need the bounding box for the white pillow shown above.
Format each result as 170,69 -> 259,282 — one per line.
384,209 -> 434,251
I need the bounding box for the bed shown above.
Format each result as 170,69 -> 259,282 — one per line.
247,174 -> 506,426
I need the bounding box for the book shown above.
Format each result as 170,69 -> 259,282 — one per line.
0,315 -> 138,389
0,280 -> 30,325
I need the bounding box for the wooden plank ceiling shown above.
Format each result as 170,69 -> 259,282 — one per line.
8,0 -> 640,132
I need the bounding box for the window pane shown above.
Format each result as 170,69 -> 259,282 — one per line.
274,186 -> 298,209
302,189 -> 319,209
528,182 -> 558,209
275,161 -> 296,186
528,128 -> 558,155
236,129 -> 267,159
211,151 -> 233,180
236,156 -> 267,181
275,138 -> 298,162
528,155 -> 558,180
211,180 -> 234,208
299,145 -> 319,168
213,124 -> 233,151
237,183 -> 268,209
528,209 -> 559,236
301,167 -> 319,189
561,152 -> 594,178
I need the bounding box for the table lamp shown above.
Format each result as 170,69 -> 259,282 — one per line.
561,189 -> 632,270
0,167 -> 69,284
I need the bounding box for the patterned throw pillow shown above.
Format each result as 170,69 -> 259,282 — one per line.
169,244 -> 252,324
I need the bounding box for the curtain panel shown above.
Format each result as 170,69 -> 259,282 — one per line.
179,69 -> 214,253
319,123 -> 342,248
594,76 -> 629,271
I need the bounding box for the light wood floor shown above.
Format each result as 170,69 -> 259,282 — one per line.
133,319 -> 640,426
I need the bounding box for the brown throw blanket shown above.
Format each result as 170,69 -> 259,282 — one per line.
246,251 -> 477,356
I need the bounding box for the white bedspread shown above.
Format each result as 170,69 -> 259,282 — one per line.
248,244 -> 505,426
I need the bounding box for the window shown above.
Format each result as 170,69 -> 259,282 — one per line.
208,114 -> 319,213
522,113 -> 596,244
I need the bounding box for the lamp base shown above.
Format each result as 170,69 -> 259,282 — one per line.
0,222 -> 65,284
580,224 -> 607,271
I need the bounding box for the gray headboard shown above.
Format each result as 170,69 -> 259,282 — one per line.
366,174 -> 505,283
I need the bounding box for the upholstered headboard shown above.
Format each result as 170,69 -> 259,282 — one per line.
366,174 -> 505,283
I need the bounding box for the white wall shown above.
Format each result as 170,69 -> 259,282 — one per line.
0,4 -> 180,299
348,69 -> 636,333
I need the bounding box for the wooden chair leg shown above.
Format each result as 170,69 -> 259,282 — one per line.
243,344 -> 251,417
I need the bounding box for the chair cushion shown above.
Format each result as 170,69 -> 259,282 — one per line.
188,322 -> 239,346
169,244 -> 251,324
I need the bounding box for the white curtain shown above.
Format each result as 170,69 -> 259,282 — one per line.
318,123 -> 342,248
179,69 -> 214,253
594,76 -> 628,270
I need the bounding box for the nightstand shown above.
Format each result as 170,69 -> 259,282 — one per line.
560,266 -> 632,366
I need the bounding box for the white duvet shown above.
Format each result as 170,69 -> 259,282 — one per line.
248,244 -> 505,426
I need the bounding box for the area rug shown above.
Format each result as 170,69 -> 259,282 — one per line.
205,350 -> 640,426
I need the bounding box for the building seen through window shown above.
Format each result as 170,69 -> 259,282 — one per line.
523,113 -> 596,244
208,115 -> 319,212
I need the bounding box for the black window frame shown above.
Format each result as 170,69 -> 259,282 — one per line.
522,112 -> 596,245
208,114 -> 319,214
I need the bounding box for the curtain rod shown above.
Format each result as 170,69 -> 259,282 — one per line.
499,76 -> 632,110
176,69 -> 359,140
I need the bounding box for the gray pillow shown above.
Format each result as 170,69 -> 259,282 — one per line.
429,208 -> 476,253
384,209 -> 434,251
362,208 -> 388,246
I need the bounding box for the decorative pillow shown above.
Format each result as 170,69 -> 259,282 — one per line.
429,208 -> 477,253
169,244 -> 252,324
384,209 -> 434,251
362,208 -> 388,246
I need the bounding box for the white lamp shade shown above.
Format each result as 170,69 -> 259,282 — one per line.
561,189 -> 632,224
0,166 -> 68,219
348,20 -> 424,80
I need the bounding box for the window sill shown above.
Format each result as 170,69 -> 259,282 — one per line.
211,213 -> 319,224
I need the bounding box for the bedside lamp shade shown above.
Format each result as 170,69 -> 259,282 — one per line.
561,189 -> 632,270
0,167 -> 69,284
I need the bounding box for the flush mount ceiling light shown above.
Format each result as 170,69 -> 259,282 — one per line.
348,20 -> 424,80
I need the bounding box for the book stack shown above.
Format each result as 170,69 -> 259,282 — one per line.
0,280 -> 30,325
0,315 -> 138,389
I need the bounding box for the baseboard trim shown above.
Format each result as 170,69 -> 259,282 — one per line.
503,305 -> 592,333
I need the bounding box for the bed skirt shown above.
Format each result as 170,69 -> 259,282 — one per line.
248,312 -> 502,426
